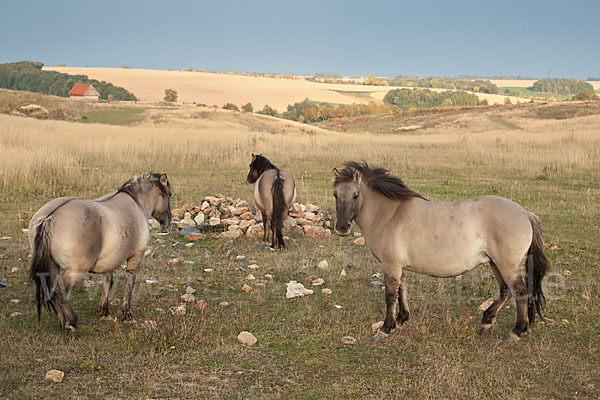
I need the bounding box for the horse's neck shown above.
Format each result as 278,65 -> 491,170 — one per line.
354,185 -> 398,237
116,191 -> 152,219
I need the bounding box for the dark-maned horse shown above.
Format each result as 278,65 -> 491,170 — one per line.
246,154 -> 296,249
28,173 -> 172,332
333,162 -> 549,342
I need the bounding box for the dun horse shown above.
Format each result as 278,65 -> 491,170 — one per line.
29,173 -> 172,332
333,162 -> 549,341
247,154 -> 296,249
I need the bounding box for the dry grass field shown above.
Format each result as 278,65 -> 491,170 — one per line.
45,67 -> 528,109
0,92 -> 599,398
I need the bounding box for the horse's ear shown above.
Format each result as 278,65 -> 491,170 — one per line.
251,153 -> 256,160
331,168 -> 340,183
160,174 -> 168,185
352,170 -> 362,184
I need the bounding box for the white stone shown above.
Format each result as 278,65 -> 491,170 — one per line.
10,312 -> 22,318
247,264 -> 259,270
181,294 -> 195,302
286,281 -> 314,298
318,260 -> 329,270
342,336 -> 357,345
170,304 -> 187,315
371,321 -> 384,334
209,217 -> 221,226
148,219 -> 161,229
479,298 -> 495,311
194,213 -> 205,225
185,286 -> 196,294
340,269 -> 347,276
237,331 -> 257,346
322,288 -> 332,295
311,278 -> 325,286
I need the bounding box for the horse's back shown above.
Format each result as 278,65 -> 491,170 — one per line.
254,169 -> 296,212
391,195 -> 532,276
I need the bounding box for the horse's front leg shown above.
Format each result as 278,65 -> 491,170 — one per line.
376,269 -> 402,338
99,271 -> 113,320
122,252 -> 143,323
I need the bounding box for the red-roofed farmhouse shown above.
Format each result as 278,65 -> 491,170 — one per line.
68,83 -> 100,101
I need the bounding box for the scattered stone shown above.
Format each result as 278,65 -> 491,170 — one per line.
168,258 -> 181,265
194,300 -> 208,311
353,232 -> 362,237
242,284 -> 253,292
219,301 -> 230,307
246,274 -> 256,280
144,247 -> 153,257
239,219 -> 256,232
0,278 -> 9,287
311,278 -> 325,286
246,224 -> 264,238
479,298 -> 495,311
181,294 -> 196,302
10,299 -> 19,304
340,269 -> 347,277
247,264 -> 259,270
145,277 -> 159,284
95,323 -> 109,332
209,217 -> 221,226
371,321 -> 384,334
239,266 -> 248,273
372,272 -> 381,279
219,230 -> 243,240
561,319 -> 570,324
236,255 -> 247,261
318,260 -> 329,270
204,268 -> 214,273
347,263 -> 357,270
370,280 -> 384,288
563,269 -> 572,276
304,226 -> 331,239
286,281 -> 314,298
353,237 -> 366,246
237,331 -> 257,346
322,288 -> 332,295
10,312 -> 22,318
265,274 -> 274,280
45,369 -> 64,383
342,336 -> 357,345
170,304 -> 187,315
185,242 -> 194,248
334,305 -> 343,309
186,232 -> 206,241
155,308 -> 166,314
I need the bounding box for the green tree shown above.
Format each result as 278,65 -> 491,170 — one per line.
242,102 -> 254,112
257,104 -> 278,116
164,88 -> 178,102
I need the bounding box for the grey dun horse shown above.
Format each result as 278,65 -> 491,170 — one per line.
333,162 -> 549,341
29,173 -> 172,332
246,154 -> 296,249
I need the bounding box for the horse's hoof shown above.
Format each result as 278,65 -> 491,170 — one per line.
373,330 -> 389,340
65,324 -> 77,334
477,323 -> 493,335
503,332 -> 521,342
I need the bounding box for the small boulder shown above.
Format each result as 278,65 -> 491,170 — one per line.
322,288 -> 333,295
242,284 -> 252,292
194,213 -> 205,225
45,369 -> 65,383
286,281 -> 314,298
318,260 -> 329,270
342,336 -> 358,345
371,321 -> 384,334
353,237 -> 366,246
186,232 -> 206,241
304,226 -> 331,239
219,230 -> 243,240
311,278 -> 325,286
246,224 -> 264,238
181,294 -> 195,302
237,331 -> 257,346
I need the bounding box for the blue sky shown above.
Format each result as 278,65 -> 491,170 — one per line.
1,0 -> 598,78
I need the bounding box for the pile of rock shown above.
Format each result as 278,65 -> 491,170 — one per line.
164,194 -> 332,241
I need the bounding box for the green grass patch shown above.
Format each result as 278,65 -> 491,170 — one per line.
501,87 -> 571,100
81,107 -> 146,125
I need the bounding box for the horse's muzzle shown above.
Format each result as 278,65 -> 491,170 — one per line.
334,223 -> 352,236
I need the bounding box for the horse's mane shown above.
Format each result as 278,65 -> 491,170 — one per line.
118,172 -> 169,198
250,155 -> 278,174
334,161 -> 426,201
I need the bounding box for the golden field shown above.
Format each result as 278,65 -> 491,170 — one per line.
45,67 -> 527,109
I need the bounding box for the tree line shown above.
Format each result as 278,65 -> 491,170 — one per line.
531,78 -> 593,95
382,88 -> 479,109
0,61 -> 137,101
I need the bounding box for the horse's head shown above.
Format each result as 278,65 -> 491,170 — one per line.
150,173 -> 172,228
332,167 -> 362,236
247,153 -> 271,183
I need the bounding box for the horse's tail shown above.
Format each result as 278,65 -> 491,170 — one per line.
29,217 -> 59,320
526,212 -> 549,325
271,169 -> 287,249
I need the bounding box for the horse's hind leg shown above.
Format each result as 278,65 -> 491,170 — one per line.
478,262 -> 509,334
122,252 -> 143,322
262,214 -> 270,242
396,270 -> 410,325
57,270 -> 84,333
99,271 -> 113,319
496,263 -> 529,341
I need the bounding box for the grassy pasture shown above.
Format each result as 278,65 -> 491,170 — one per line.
502,87 -> 571,101
0,99 -> 599,398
